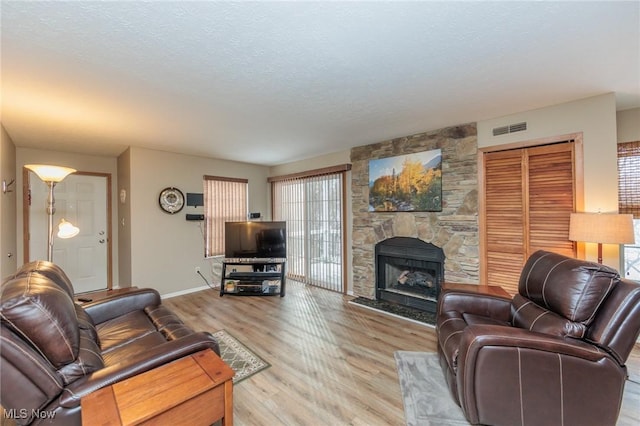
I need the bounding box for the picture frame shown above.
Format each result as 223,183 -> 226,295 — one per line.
368,149 -> 442,212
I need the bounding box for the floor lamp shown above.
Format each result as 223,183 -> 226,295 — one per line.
25,164 -> 78,262
569,212 -> 635,264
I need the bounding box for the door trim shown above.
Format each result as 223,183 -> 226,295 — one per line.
23,169 -> 113,289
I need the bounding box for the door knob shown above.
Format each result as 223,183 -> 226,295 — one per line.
99,239 -> 105,244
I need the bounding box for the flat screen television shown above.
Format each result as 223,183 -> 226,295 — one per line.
224,221 -> 286,259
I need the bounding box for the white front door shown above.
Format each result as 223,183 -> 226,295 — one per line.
28,172 -> 109,293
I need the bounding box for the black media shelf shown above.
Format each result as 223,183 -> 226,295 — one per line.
220,259 -> 286,297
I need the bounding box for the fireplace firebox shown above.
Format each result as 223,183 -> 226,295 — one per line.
375,237 -> 444,313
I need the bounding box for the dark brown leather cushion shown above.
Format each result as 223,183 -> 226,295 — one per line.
96,310 -> 159,352
12,260 -> 76,298
511,294 -> 586,338
518,250 -> 619,324
76,304 -> 100,344
586,278 -> 640,363
58,326 -> 104,385
1,274 -> 79,368
96,310 -> 171,366
145,305 -> 195,340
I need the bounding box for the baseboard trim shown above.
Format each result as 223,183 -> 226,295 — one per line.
161,285 -> 212,299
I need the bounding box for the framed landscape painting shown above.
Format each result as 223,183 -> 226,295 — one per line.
368,149 -> 442,212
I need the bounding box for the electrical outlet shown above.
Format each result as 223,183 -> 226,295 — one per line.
195,267 -> 201,274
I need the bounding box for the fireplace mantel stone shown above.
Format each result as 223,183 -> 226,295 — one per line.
351,123 -> 479,299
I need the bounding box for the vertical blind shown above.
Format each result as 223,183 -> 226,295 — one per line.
618,141 -> 640,219
270,165 -> 350,293
204,175 -> 248,257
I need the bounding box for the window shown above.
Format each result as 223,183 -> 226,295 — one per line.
270,165 -> 350,292
618,141 -> 640,279
204,175 -> 248,257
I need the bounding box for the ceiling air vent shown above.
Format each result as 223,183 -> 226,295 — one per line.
492,125 -> 509,136
509,122 -> 527,133
492,121 -> 527,136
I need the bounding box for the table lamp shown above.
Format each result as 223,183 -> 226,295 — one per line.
569,212 -> 635,264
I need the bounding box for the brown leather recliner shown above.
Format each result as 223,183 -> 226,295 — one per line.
437,250 -> 640,426
1,261 -> 220,425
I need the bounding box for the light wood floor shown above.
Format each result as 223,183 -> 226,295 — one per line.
163,280 -> 640,426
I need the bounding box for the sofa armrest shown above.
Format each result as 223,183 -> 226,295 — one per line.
460,324 -> 607,362
82,288 -> 161,324
455,324 -> 626,425
437,290 -> 511,323
58,332 -> 219,407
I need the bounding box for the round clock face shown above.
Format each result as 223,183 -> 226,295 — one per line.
158,187 -> 185,214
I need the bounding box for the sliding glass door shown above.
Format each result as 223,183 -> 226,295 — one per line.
271,166 -> 349,293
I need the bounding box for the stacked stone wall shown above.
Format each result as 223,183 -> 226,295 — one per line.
351,123 -> 479,299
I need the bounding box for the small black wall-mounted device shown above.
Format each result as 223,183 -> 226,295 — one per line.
186,193 -> 204,207
249,212 -> 261,219
186,214 -> 205,221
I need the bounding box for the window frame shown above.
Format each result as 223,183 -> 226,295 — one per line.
618,141 -> 640,279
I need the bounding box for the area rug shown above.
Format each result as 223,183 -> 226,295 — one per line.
349,297 -> 436,326
394,351 -> 467,426
212,330 -> 270,384
394,351 -> 640,426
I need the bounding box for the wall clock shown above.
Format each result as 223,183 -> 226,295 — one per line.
158,187 -> 185,214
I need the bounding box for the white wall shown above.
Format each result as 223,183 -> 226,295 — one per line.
126,147 -> 270,296
617,107 -> 640,142
0,125 -> 17,277
15,147 -> 119,282
478,93 -> 620,268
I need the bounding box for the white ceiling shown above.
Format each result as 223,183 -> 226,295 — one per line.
1,1 -> 639,166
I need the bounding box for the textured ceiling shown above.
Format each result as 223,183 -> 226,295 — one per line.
1,1 -> 639,166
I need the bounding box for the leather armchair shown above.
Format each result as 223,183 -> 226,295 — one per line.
1,261 -> 220,425
437,250 -> 640,426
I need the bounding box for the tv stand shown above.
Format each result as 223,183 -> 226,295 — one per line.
220,259 -> 286,297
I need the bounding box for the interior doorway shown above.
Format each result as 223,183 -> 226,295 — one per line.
24,169 -> 112,293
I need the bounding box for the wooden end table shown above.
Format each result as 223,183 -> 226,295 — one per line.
81,349 -> 234,426
442,282 -> 511,298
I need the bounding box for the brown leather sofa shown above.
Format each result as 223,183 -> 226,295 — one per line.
1,261 -> 220,425
437,250 -> 640,426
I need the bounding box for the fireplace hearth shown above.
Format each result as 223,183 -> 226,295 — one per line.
375,237 -> 444,313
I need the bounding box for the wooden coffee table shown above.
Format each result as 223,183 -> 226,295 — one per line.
81,349 -> 234,425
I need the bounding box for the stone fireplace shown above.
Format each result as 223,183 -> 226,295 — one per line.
351,123 -> 480,302
376,237 -> 444,312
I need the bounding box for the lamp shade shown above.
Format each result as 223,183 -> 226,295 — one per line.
25,164 -> 76,183
569,213 -> 635,244
57,219 -> 79,239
